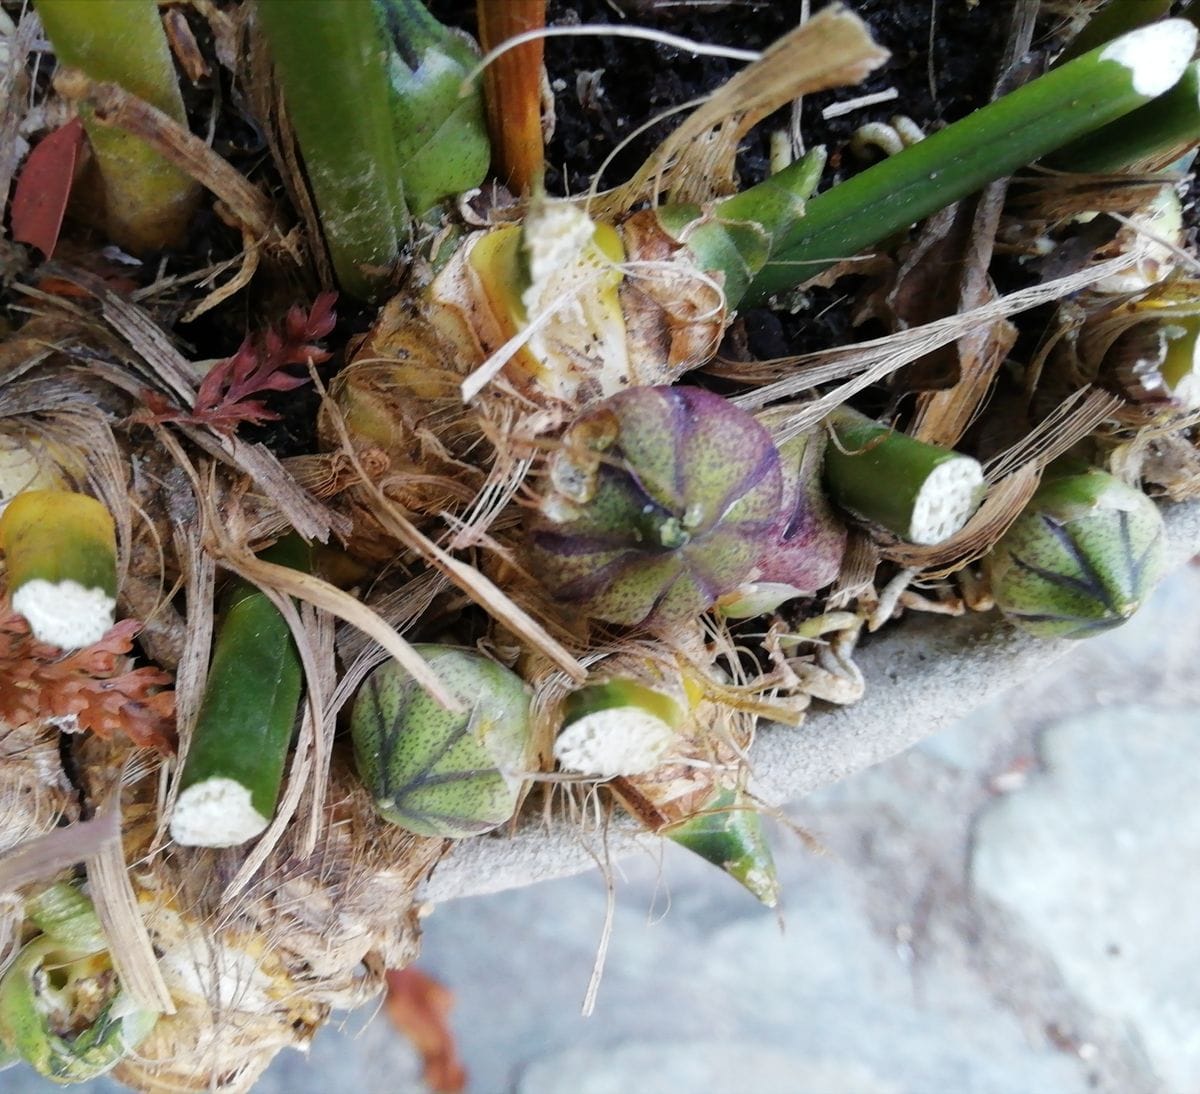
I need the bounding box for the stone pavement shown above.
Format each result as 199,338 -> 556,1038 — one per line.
9,563 -> 1200,1094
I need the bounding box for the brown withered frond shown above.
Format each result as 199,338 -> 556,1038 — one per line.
0,608 -> 175,752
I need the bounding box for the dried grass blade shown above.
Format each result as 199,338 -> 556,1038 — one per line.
0,806 -> 120,894
736,252 -> 1141,431
37,263 -> 198,403
985,387 -> 1123,483
53,69 -> 277,238
334,571 -> 450,708
322,397 -> 587,681
155,517 -> 216,846
196,431 -> 343,542
598,5 -> 887,214
88,790 -> 175,1014
221,551 -> 463,713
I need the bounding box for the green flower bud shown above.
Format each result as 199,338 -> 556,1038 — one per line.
985,466 -> 1165,638
527,386 -> 783,628
351,646 -> 534,838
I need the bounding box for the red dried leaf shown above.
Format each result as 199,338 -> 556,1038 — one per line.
11,118 -> 85,259
142,293 -> 338,435
383,967 -> 467,1094
0,608 -> 176,753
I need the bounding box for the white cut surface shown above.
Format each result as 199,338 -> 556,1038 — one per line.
1100,20 -> 1197,98
12,578 -> 115,649
1093,188 -> 1183,295
520,199 -> 629,401
171,777 -> 269,848
553,708 -> 676,778
908,457 -> 984,545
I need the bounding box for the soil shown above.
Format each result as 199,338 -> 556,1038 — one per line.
426,0 -> 1012,364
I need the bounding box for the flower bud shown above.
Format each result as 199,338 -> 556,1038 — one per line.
753,429 -> 847,599
351,646 -> 534,838
527,386 -> 783,628
985,466 -> 1165,638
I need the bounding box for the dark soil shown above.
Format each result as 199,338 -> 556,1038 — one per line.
422,0 -> 1016,370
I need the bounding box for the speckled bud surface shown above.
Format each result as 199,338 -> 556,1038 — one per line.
351,647 -> 533,838
985,468 -> 1165,639
527,386 -> 783,628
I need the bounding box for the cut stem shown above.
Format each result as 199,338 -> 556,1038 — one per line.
170,536 -> 309,848
745,19 -> 1199,302
0,489 -> 117,649
554,679 -> 684,778
256,0 -> 409,299
1045,61 -> 1200,173
823,407 -> 984,545
476,0 -> 546,194
35,0 -> 200,252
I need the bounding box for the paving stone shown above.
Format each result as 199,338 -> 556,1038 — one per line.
515,1041 -> 901,1094
972,705 -> 1200,1093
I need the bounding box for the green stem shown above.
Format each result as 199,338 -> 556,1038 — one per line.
745,19 -> 1198,303
654,147 -> 826,310
1046,61 -> 1200,173
35,0 -> 199,252
256,0 -> 410,300
1055,0 -> 1171,66
376,0 -> 490,217
823,407 -> 984,545
170,536 -> 310,848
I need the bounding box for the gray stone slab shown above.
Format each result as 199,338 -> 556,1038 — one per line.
972,705 -> 1200,1094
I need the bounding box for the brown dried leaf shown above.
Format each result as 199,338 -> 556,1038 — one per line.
384,967 -> 467,1094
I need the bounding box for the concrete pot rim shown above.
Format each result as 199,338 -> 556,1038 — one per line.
421,498 -> 1200,904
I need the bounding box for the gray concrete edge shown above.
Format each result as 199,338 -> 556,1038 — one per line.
421,498 -> 1200,905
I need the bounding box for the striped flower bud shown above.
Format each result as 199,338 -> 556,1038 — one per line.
351,646 -> 534,838
527,386 -> 783,628
985,466 -> 1165,638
